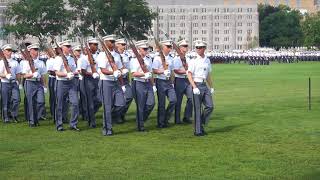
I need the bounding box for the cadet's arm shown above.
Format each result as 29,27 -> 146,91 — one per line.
132,72 -> 144,78
100,68 -> 113,75
153,68 -> 164,75
55,71 -> 67,77
206,74 -> 213,89
187,71 -> 197,89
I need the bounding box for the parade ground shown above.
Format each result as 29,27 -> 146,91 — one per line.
1,62 -> 320,179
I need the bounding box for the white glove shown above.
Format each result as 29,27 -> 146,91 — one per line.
92,72 -> 100,79
210,88 -> 215,94
122,68 -> 129,75
121,85 -> 126,92
19,84 -> 23,90
164,70 -> 171,77
144,72 -> 152,79
152,86 -> 157,93
44,87 -> 48,93
113,70 -> 121,78
172,84 -> 175,88
32,72 -> 40,78
67,72 -> 74,79
193,88 -> 200,95
5,74 -> 12,80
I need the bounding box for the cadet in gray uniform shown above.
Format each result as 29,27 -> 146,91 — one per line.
79,38 -> 101,128
96,34 -> 126,136
20,43 -> 47,127
0,44 -> 21,123
130,40 -> 156,131
152,40 -> 177,128
53,40 -> 80,131
46,47 -> 57,122
187,40 -> 214,136
115,38 -> 132,123
173,40 -> 192,124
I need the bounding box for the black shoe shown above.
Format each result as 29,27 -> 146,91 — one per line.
103,129 -> 113,136
157,124 -> 168,128
13,117 -> 19,123
175,121 -> 183,124
183,118 -> 192,124
4,120 -> 10,124
89,124 -> 96,128
57,127 -> 64,131
202,130 -> 208,135
29,124 -> 36,128
194,132 -> 204,136
35,122 -> 40,126
39,116 -> 47,121
70,126 -> 80,131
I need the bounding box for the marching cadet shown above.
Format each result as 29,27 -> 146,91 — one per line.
20,43 -> 47,127
115,38 -> 132,123
173,40 -> 192,124
53,40 -> 80,131
79,38 -> 101,128
130,40 -> 156,131
0,44 -> 21,123
46,44 -> 57,122
152,40 -> 177,128
96,34 -> 125,136
187,40 -> 214,136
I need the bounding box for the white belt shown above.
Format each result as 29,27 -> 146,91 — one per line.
26,78 -> 41,82
194,77 -> 205,83
175,74 -> 187,78
133,77 -> 149,82
48,75 -> 55,78
1,79 -> 16,83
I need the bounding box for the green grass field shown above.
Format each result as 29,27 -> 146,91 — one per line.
1,62 -> 320,179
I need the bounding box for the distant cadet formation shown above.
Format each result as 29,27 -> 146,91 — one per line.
1,33 -> 319,136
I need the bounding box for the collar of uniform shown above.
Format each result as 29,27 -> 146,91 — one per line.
196,54 -> 207,60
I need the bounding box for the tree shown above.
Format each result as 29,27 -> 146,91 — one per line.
259,4 -> 303,48
68,0 -> 107,36
4,0 -> 73,39
302,12 -> 320,48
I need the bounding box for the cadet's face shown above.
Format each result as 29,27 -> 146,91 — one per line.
3,49 -> 12,58
163,45 -> 172,54
179,45 -> 188,54
139,47 -> 148,57
74,50 -> 81,57
116,43 -> 126,51
62,45 -> 71,54
89,43 -> 98,52
106,40 -> 115,49
30,48 -> 39,58
196,46 -> 206,56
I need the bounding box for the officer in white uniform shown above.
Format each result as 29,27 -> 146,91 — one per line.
20,43 -> 47,127
173,39 -> 193,124
96,34 -> 126,136
0,44 -> 21,123
130,40 -> 156,131
152,40 -> 177,128
187,40 -> 214,136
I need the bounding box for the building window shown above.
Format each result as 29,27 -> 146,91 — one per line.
214,45 -> 219,49
215,22 -> 219,27
247,29 -> 252,34
224,45 -> 230,49
248,15 -> 252,19
214,30 -> 219,34
237,22 -> 242,26
237,30 -> 243,34
180,16 -> 185,20
215,37 -> 219,41
214,15 -> 219,20
202,23 -> 207,27
238,8 -> 242,12
170,30 -> 175,34
193,23 -> 198,27
180,23 -> 185,27
159,23 -> 163,27
179,9 -> 185,13
247,8 -> 253,12
180,30 -> 186,34
159,16 -> 163,20
193,8 -> 198,13
247,23 -> 252,27
201,16 -> 206,20
193,16 -> 198,20
193,30 -> 198,34
202,8 -> 206,13
170,16 -> 175,20
238,15 -> 242,19
224,37 -> 229,41
170,8 -> 175,13
202,38 -> 206,41
224,23 -> 230,27
237,36 -> 242,41
170,23 -> 175,27
202,30 -> 207,34
224,30 -> 229,34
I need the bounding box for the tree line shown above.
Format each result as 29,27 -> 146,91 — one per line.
259,4 -> 320,49
3,0 -> 157,40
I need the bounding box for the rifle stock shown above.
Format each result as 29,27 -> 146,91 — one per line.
49,35 -> 72,73
0,49 -> 11,74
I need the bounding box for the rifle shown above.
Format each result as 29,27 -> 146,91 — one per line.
94,31 -> 124,85
77,28 -> 97,74
15,31 -> 36,73
161,30 -> 188,70
0,48 -> 11,74
49,34 -> 72,73
38,33 -> 56,59
121,31 -> 148,73
150,30 -> 168,70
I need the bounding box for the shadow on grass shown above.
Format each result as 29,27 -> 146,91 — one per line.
209,122 -> 256,133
